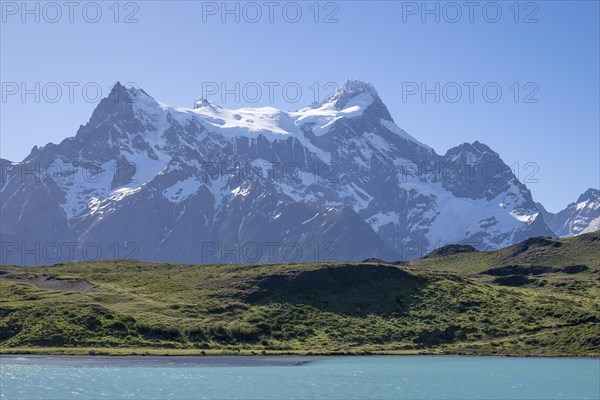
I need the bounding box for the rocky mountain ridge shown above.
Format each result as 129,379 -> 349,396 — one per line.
0,80 -> 570,265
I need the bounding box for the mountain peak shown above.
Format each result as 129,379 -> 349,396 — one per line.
107,81 -> 129,102
577,188 -> 600,203
470,141 -> 498,156
193,97 -> 221,112
445,141 -> 499,164
108,82 -> 153,104
324,79 -> 379,109
338,79 -> 377,94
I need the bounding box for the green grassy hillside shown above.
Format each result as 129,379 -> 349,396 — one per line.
1,232 -> 599,356
411,232 -> 600,274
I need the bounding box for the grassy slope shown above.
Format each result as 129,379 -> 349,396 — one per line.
410,232 -> 600,274
1,232 -> 599,357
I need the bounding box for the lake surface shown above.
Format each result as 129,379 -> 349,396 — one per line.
1,355 -> 598,400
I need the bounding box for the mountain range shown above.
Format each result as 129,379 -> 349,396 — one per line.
536,189 -> 599,237
1,80 -> 597,265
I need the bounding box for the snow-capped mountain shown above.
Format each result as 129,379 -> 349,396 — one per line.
0,80 -> 556,265
537,188 -> 600,237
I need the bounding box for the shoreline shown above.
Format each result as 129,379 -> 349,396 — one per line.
1,348 -> 598,359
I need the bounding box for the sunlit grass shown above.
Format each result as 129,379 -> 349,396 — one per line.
1,233 -> 598,357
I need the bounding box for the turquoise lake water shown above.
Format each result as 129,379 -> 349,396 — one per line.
1,355 -> 598,399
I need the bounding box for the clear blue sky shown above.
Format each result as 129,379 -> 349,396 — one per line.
1,0 -> 598,212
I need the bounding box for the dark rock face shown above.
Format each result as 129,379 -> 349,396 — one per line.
1,80 -> 557,265
483,265 -> 558,277
424,244 -> 478,258
483,261 -> 593,285
561,265 -> 589,274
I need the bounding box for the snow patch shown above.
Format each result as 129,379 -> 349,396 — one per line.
163,177 -> 202,203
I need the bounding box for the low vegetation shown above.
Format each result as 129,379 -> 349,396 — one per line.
1,232 -> 598,356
